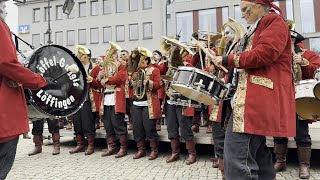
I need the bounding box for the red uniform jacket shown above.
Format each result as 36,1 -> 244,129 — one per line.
300,49 -> 320,79
100,64 -> 127,114
153,61 -> 168,101
88,64 -> 102,113
144,65 -> 162,119
225,13 -> 296,137
0,21 -> 47,141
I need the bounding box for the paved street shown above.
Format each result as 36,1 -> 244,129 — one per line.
5,136 -> 320,180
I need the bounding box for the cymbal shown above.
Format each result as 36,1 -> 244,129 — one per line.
161,36 -> 189,49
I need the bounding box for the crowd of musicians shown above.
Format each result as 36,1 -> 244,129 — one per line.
17,1 -> 320,180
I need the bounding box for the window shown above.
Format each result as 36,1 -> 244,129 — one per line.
78,29 -> 87,45
176,12 -> 193,42
234,5 -> 248,27
44,33 -> 49,44
143,0 -> 152,10
300,0 -> 315,33
286,0 -> 294,20
44,7 -> 52,22
33,8 -> 40,22
116,0 -> 126,13
129,0 -> 138,11
91,1 -> 99,16
103,0 -> 112,14
55,31 -> 63,45
56,5 -> 63,20
67,30 -> 75,46
129,24 -> 139,40
32,34 -> 40,48
199,9 -> 217,33
143,22 -> 152,39
79,2 -> 87,17
310,38 -> 320,54
103,26 -> 112,42
90,28 -> 99,44
222,7 -> 229,24
116,25 -> 125,42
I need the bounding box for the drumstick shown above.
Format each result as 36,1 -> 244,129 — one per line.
52,64 -> 80,81
191,37 -> 228,73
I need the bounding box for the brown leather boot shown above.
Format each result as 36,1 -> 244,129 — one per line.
149,140 -> 159,160
28,135 -> 43,156
133,140 -> 146,159
166,138 -> 180,163
212,158 -> 219,168
101,135 -> 118,157
185,139 -> 197,165
115,135 -> 128,158
218,158 -> 225,179
52,133 -> 60,155
298,146 -> 311,179
69,134 -> 85,154
85,135 -> 95,155
273,143 -> 287,172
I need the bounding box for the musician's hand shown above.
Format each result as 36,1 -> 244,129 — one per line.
293,54 -> 303,65
42,77 -> 57,89
209,65 -> 216,74
212,56 -> 223,67
97,71 -> 106,80
87,76 -> 93,83
143,80 -> 149,86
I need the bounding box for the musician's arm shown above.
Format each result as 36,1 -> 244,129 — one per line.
301,50 -> 320,79
89,66 -> 103,89
0,22 -> 47,89
223,15 -> 289,69
106,68 -> 127,86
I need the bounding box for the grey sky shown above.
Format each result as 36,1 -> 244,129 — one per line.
5,0 -> 18,33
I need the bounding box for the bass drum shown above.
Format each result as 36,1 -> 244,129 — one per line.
25,45 -> 88,120
295,79 -> 320,120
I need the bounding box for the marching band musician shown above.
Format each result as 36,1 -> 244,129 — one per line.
207,18 -> 246,177
273,27 -> 320,178
210,0 -> 295,179
120,50 -> 134,130
162,44 -> 197,165
130,47 -> 161,160
98,45 -> 128,158
69,45 -> 102,156
152,50 -> 167,131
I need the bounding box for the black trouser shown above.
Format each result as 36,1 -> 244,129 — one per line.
132,105 -> 159,142
73,101 -> 96,137
32,119 -> 59,135
0,137 -> 19,180
166,104 -> 193,141
212,121 -> 225,159
126,98 -> 133,118
274,115 -> 311,147
103,106 -> 127,137
224,113 -> 275,180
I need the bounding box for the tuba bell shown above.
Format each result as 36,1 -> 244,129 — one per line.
102,41 -> 122,89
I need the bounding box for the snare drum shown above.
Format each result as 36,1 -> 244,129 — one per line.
171,66 -> 227,105
25,45 -> 88,120
313,68 -> 320,100
295,79 -> 320,120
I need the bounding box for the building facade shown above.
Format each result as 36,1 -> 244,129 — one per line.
16,0 -> 166,57
167,0 -> 320,54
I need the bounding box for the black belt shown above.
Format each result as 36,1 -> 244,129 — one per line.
104,92 -> 114,95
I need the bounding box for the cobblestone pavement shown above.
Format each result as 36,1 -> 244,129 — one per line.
5,136 -> 320,180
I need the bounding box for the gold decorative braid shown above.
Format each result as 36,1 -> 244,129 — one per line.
250,75 -> 274,89
234,55 -> 240,68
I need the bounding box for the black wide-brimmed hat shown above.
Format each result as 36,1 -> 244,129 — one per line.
290,30 -> 305,44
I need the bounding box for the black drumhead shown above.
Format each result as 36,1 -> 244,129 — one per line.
27,45 -> 88,118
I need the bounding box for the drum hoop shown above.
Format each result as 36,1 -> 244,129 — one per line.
27,44 -> 89,118
295,79 -> 316,86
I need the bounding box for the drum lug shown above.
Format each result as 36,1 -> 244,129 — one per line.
194,79 -> 205,91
